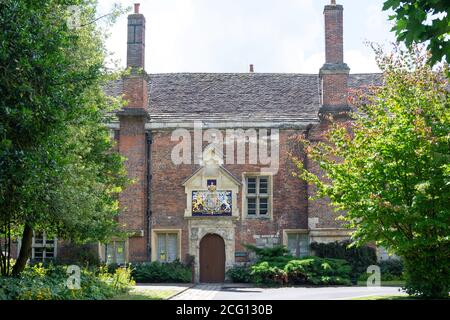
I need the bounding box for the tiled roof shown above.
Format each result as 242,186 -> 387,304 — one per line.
348,73 -> 383,88
105,72 -> 383,123
148,73 -> 320,117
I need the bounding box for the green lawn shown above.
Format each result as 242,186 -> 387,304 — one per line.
353,294 -> 449,300
356,280 -> 406,287
113,289 -> 178,300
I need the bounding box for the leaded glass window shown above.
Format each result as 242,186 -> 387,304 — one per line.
157,233 -> 178,263
287,233 -> 309,257
246,176 -> 270,217
31,232 -> 57,262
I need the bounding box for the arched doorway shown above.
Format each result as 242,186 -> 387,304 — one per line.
199,234 -> 225,283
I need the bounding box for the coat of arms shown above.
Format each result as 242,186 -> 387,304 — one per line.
192,184 -> 232,216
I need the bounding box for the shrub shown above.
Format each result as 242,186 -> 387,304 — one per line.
379,259 -> 403,278
99,265 -> 135,292
358,271 -> 404,283
310,241 -> 377,281
131,260 -> 191,283
250,262 -> 288,286
402,248 -> 449,299
243,244 -> 352,286
245,244 -> 291,261
245,244 -> 295,267
226,266 -> 252,283
285,257 -> 352,285
357,259 -> 405,283
283,260 -> 308,284
0,263 -> 134,300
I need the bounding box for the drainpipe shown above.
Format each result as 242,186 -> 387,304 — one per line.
304,124 -> 313,230
146,130 -> 153,261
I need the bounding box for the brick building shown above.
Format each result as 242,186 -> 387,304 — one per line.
20,1 -> 384,282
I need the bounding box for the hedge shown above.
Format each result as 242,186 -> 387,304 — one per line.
131,261 -> 191,283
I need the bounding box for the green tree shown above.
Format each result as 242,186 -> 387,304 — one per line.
0,0 -> 129,276
293,46 -> 449,298
383,0 -> 450,66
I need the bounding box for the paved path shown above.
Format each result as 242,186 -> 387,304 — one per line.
216,285 -> 405,300
134,283 -> 192,292
170,284 -> 221,300
169,284 -> 405,300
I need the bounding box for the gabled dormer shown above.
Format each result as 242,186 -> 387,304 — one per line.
183,145 -> 241,218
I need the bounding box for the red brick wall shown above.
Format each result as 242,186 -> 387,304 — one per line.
307,117 -> 352,229
118,115 -> 148,262
150,129 -> 308,262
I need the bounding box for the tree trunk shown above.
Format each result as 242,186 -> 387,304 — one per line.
12,224 -> 33,276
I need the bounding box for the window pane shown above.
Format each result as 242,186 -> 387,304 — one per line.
259,198 -> 268,215
45,237 -> 55,247
45,249 -> 54,259
157,234 -> 166,262
287,234 -> 299,257
247,198 -> 256,215
259,177 -> 268,194
34,233 -> 44,245
247,177 -> 256,194
287,233 -> 309,257
298,234 -> 310,257
106,244 -> 114,264
34,248 -> 44,260
116,241 -> 125,264
167,234 -> 178,262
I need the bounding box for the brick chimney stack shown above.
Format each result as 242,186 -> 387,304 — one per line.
249,64 -> 254,73
319,1 -> 350,114
117,3 -> 149,262
121,3 -> 148,111
127,3 -> 146,69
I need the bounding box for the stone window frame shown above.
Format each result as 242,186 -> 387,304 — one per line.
242,173 -> 273,220
31,232 -> 57,262
282,229 -> 310,258
151,229 -> 182,262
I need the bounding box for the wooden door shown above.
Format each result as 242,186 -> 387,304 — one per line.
199,234 -> 225,283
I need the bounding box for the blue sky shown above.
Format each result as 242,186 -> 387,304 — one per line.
98,0 -> 396,73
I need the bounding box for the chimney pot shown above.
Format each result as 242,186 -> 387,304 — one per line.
134,3 -> 140,14
331,0 -> 336,5
249,64 -> 254,73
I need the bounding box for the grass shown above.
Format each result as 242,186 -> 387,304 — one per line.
356,280 -> 406,287
113,289 -> 178,300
